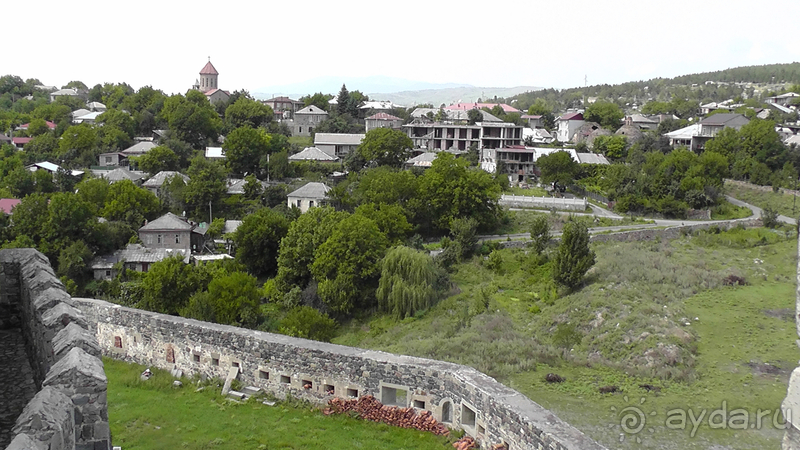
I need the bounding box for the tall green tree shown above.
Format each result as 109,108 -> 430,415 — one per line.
183,156 -> 228,220
232,208 -> 291,276
377,246 -> 445,319
101,180 -> 161,228
134,145 -> 180,174
584,100 -> 624,131
552,221 -> 595,288
159,91 -> 222,148
348,127 -> 413,170
223,126 -> 272,176
140,256 -> 210,314
536,151 -> 579,186
225,97 -> 273,129
311,214 -> 388,313
183,271 -> 261,327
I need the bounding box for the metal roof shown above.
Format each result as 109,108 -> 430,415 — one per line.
139,212 -> 193,232
142,171 -> 189,187
295,105 -> 328,115
200,61 -> 219,75
576,153 -> 610,165
121,141 -> 157,155
288,182 -> 331,199
314,133 -> 365,145
289,146 -> 339,161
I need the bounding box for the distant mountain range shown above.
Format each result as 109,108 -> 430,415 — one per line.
252,75 -> 541,107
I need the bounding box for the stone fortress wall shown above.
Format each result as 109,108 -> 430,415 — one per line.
0,249 -> 109,450
73,297 -> 606,450
782,234 -> 800,449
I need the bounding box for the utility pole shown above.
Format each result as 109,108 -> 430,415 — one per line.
208,201 -> 212,224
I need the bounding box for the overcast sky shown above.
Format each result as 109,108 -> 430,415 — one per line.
7,0 -> 800,96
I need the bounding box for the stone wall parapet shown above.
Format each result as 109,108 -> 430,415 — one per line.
74,297 -> 605,450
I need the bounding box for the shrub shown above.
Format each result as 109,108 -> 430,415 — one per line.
761,206 -> 779,228
529,215 -> 550,254
552,222 -> 596,288
278,306 -> 337,342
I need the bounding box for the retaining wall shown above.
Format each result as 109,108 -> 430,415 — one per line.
498,217 -> 763,249
74,298 -> 606,450
499,195 -> 588,211
0,249 -> 109,450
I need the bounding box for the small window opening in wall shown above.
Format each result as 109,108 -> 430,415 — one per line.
212,357 -> 219,366
346,388 -> 359,398
381,386 -> 407,407
193,354 -> 200,363
461,404 -> 476,427
441,401 -> 452,423
323,384 -> 334,395
113,336 -> 122,348
259,370 -> 269,380
413,400 -> 426,409
280,375 -> 291,384
478,424 -> 486,435
166,347 -> 175,363
232,362 -> 240,368
302,379 -> 313,390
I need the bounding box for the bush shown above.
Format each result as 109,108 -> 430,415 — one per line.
529,215 -> 550,254
761,206 -> 779,228
278,306 -> 337,342
552,222 -> 596,288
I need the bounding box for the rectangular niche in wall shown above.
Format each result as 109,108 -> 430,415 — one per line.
323,384 -> 335,395
461,404 -> 476,427
193,354 -> 200,362
413,400 -> 426,409
347,388 -> 359,398
259,370 -> 269,380
381,386 -> 407,407
212,357 -> 219,366
280,375 -> 291,384
114,336 -> 122,348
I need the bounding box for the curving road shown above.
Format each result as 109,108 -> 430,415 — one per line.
479,196 -> 791,243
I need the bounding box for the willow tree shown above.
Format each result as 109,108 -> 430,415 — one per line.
377,246 -> 445,319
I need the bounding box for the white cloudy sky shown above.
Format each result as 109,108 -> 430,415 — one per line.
7,0 -> 800,95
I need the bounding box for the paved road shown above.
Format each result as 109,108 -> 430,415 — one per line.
481,195 -> 782,242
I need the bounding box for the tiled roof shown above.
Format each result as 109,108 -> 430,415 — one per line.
445,102 -> 521,113
366,112 -> 401,120
289,146 -> 338,162
558,112 -> 583,121
143,171 -> 189,188
19,121 -> 56,129
288,182 -> 331,199
13,137 -> 32,145
139,212 -> 193,231
0,198 -> 21,214
200,61 -> 218,75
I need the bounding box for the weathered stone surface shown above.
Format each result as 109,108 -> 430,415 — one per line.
53,323 -> 102,360
12,386 -> 75,450
41,303 -> 88,333
5,433 -> 46,450
75,298 -> 605,450
44,347 -> 107,389
0,248 -> 109,450
33,288 -> 74,314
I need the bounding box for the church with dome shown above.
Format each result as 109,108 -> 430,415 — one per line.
192,59 -> 230,104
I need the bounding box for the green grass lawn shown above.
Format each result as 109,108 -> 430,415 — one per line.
105,358 -> 453,450
726,181 -> 800,218
288,136 -> 313,148
334,227 -> 798,449
505,186 -> 549,197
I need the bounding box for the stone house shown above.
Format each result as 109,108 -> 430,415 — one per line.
293,105 -> 328,136
91,244 -> 188,279
287,182 -> 331,213
365,113 -> 402,132
139,213 -> 195,255
98,152 -> 129,167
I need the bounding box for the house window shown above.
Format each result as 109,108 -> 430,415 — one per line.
105,156 -> 112,164
175,234 -> 180,244
298,127 -> 302,133
105,270 -> 111,277
296,199 -> 302,208
309,201 -> 314,208
157,234 -> 162,244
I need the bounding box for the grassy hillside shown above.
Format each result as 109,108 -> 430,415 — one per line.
334,227 -> 798,449
726,181 -> 800,218
105,358 -> 453,450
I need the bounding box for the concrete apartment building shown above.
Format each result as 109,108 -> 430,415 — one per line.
403,119 -> 523,152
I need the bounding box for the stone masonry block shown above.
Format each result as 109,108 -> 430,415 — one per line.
42,302 -> 89,334
12,385 -> 75,450
53,322 -> 102,360
44,347 -> 107,393
33,286 -> 74,313
5,433 -> 47,450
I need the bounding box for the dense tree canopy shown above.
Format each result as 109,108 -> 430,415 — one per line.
232,207 -> 291,276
